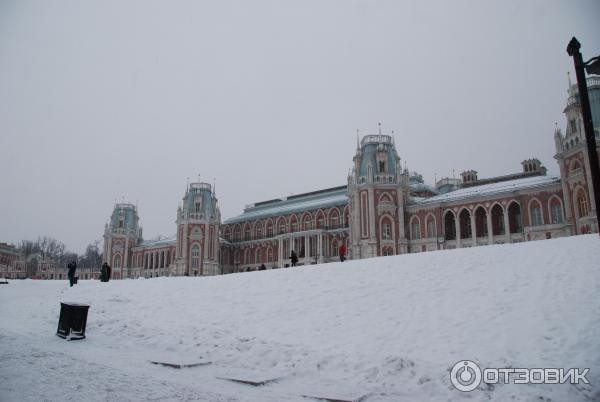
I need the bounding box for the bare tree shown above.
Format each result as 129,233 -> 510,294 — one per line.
79,240 -> 103,268
19,240 -> 41,278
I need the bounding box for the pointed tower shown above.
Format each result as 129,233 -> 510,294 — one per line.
103,202 -> 142,279
554,74 -> 600,234
175,181 -> 221,276
347,128 -> 410,259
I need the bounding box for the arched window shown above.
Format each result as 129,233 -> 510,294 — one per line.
530,200 -> 543,226
191,244 -> 200,269
426,215 -> 436,238
234,225 -> 241,241
459,209 -> 471,239
549,198 -> 564,224
301,213 -> 312,231
265,220 -> 274,237
254,222 -> 263,239
410,218 -> 420,240
244,224 -> 251,240
474,207 -> 487,237
382,222 -> 391,239
577,189 -> 589,217
332,239 -> 339,256
113,254 -> 122,269
491,204 -> 505,235
508,202 -> 522,233
277,219 -> 286,235
290,215 -> 298,232
444,211 -> 456,240
256,248 -> 261,264
329,209 -> 340,227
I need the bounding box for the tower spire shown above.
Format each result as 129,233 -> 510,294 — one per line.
567,71 -> 572,89
378,122 -> 382,135
356,129 -> 360,150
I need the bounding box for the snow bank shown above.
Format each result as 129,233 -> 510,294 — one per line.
1,235 -> 599,401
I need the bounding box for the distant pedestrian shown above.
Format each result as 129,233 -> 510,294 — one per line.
290,250 -> 298,267
67,261 -> 77,287
339,244 -> 346,262
100,263 -> 108,282
259,263 -> 266,271
106,263 -> 112,281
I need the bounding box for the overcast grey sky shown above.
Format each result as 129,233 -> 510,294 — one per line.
1,0 -> 599,254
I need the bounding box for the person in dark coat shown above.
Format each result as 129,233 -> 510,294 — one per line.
290,250 -> 298,267
67,261 -> 77,287
100,263 -> 108,282
106,263 -> 112,281
259,263 -> 266,271
339,244 -> 346,262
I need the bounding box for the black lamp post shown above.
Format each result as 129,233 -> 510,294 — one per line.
566,37 -> 600,235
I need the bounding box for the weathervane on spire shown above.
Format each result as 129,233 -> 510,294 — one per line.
378,122 -> 382,135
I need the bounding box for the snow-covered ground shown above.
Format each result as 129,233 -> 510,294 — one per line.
1,235 -> 599,402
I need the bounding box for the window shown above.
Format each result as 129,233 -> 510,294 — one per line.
411,220 -> 420,240
118,219 -> 124,228
382,223 -> 391,240
191,245 -> 200,269
550,200 -> 563,224
255,223 -> 262,239
379,161 -> 386,173
530,202 -> 543,226
577,191 -> 589,217
427,218 -> 436,238
570,119 -> 577,133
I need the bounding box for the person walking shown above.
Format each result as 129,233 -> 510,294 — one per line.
106,263 -> 112,282
290,250 -> 298,267
100,263 -> 108,282
67,261 -> 77,287
339,244 -> 346,262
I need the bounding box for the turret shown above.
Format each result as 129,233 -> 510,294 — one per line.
174,181 -> 221,276
103,202 -> 142,279
348,126 -> 410,258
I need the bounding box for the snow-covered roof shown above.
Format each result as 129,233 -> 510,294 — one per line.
224,186 -> 348,224
412,175 -> 561,206
138,236 -> 176,248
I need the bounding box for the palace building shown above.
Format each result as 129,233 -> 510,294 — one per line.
102,77 -> 600,279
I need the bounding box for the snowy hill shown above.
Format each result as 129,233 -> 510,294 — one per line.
1,235 -> 599,401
